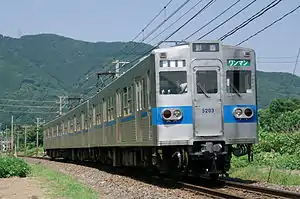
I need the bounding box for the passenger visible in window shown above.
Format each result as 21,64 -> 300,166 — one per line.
159,71 -> 187,95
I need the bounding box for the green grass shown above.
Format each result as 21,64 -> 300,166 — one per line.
29,163 -> 99,199
229,164 -> 300,186
230,155 -> 300,186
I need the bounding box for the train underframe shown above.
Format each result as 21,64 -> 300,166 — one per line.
46,142 -> 253,178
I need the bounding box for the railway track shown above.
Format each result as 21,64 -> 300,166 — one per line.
19,155 -> 300,199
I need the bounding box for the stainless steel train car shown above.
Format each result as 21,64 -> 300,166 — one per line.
43,40 -> 258,178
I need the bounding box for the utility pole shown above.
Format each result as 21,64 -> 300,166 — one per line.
112,60 -> 129,78
16,130 -> 19,156
293,48 -> 300,75
57,96 -> 68,116
36,118 -> 42,157
11,115 -> 14,154
96,60 -> 129,91
24,125 -> 28,155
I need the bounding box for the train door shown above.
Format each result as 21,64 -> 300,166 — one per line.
192,60 -> 223,137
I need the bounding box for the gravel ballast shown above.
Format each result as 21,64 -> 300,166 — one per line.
23,158 -> 300,198
24,158 -> 212,199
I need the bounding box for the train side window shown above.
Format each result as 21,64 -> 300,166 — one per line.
64,121 -> 67,134
135,79 -> 142,111
56,125 -> 59,136
92,104 -> 96,125
123,87 -> 128,115
226,70 -> 251,93
141,78 -> 146,109
103,99 -> 107,122
116,90 -> 122,117
61,122 -> 64,135
146,70 -> 151,108
81,112 -> 85,130
196,70 -> 218,94
159,71 -> 187,95
76,115 -> 80,131
128,85 -> 133,114
68,119 -> 70,133
108,96 -> 115,121
70,118 -> 73,132
74,116 -> 77,132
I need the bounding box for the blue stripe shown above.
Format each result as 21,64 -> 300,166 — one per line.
223,104 -> 258,123
120,115 -> 135,123
152,106 -> 193,125
141,111 -> 148,118
104,120 -> 116,127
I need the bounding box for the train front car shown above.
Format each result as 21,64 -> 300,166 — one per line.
189,41 -> 258,177
152,41 -> 258,178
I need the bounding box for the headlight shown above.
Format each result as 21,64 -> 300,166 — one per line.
173,109 -> 182,118
244,108 -> 253,118
233,108 -> 243,118
162,109 -> 172,120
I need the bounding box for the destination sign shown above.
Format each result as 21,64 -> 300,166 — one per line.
227,59 -> 250,67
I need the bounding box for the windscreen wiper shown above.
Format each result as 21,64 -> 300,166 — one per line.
197,82 -> 210,98
230,83 -> 241,97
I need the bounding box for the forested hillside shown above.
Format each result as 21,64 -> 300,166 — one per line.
0,33 -> 299,124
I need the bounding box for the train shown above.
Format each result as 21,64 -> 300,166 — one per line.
43,40 -> 258,178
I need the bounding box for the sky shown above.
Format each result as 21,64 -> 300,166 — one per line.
0,0 -> 299,75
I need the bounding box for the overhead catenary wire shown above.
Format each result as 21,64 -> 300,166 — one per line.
147,0 -> 205,44
115,0 -> 217,72
113,0 -> 175,57
122,0 -> 192,58
258,56 -> 297,59
218,0 -> 282,41
0,98 -> 56,103
184,0 -> 241,41
236,5 -> 300,45
73,0 -> 176,88
131,0 -> 174,42
0,110 -> 57,114
197,0 -> 257,40
84,0 -> 217,97
0,104 -> 57,109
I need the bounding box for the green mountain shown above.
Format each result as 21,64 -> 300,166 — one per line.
0,33 -> 299,125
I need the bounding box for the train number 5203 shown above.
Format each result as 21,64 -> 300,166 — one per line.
202,108 -> 215,113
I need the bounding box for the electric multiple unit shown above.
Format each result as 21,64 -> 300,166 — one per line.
43,40 -> 258,177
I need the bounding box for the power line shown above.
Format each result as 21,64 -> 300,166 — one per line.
115,0 -> 175,56
185,0 -> 240,41
0,104 -> 57,109
219,0 -> 282,41
116,0 -> 217,73
197,0 -> 257,40
73,0 -> 180,92
147,0 -> 205,44
84,0 -> 201,96
0,110 -> 57,114
0,98 -> 56,103
258,61 -> 300,64
84,0 -> 217,97
293,48 -> 300,75
258,56 -> 296,59
131,0 -> 174,42
236,5 -> 300,45
123,0 -> 192,58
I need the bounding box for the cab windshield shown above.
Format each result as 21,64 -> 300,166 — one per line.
159,71 -> 187,95
226,70 -> 251,94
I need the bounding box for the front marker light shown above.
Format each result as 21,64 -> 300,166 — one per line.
173,109 -> 182,119
233,108 -> 243,118
244,108 -> 254,118
162,109 -> 172,120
